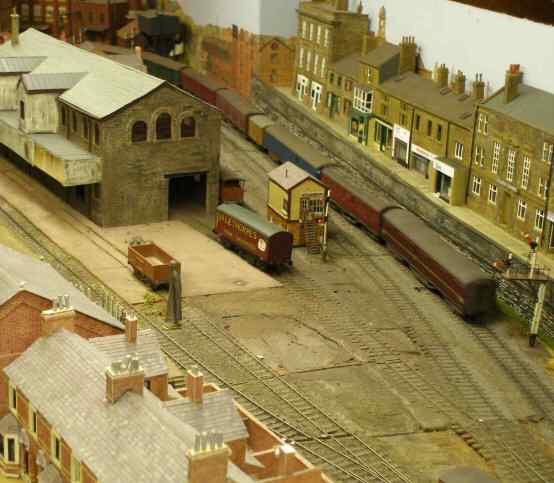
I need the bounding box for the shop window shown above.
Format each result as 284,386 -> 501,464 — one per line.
20,100 -> 25,120
181,117 -> 195,138
94,124 -> 100,145
131,121 -> 147,142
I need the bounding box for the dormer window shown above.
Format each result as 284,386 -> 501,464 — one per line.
19,101 -> 25,120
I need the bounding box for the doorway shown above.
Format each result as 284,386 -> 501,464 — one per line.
436,172 -> 452,202
168,172 -> 207,212
311,82 -> 322,110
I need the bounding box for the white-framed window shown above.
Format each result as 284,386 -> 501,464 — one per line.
472,176 -> 481,196
324,28 -> 330,47
320,57 -> 326,78
516,199 -> 527,220
535,209 -> 545,231
29,404 -> 38,437
33,4 -> 42,17
309,23 -> 314,41
313,54 -> 319,76
506,149 -> 516,182
298,47 -> 304,68
8,384 -> 17,414
492,141 -> 501,173
4,436 -> 18,464
301,21 -> 307,38
51,432 -> 62,466
521,156 -> 531,189
353,87 -> 372,114
316,25 -> 322,44
538,177 -> 548,198
454,142 -> 464,160
474,145 -> 484,166
477,113 -> 488,134
542,142 -> 553,163
488,184 -> 497,205
306,51 -> 312,72
71,456 -> 82,483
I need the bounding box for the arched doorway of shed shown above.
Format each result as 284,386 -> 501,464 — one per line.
167,172 -> 207,215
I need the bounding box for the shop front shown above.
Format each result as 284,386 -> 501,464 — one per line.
349,110 -> 370,145
410,143 -> 437,179
429,157 -> 468,206
374,118 -> 393,153
392,124 -> 410,166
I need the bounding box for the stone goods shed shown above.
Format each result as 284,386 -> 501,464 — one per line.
0,25 -> 221,227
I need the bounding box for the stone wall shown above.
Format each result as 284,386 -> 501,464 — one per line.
252,78 -> 554,340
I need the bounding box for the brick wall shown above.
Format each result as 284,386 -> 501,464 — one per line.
0,291 -> 122,414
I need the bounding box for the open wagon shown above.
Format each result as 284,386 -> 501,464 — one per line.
128,242 -> 180,289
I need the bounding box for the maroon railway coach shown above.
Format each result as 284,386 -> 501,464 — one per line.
214,203 -> 293,270
216,89 -> 264,133
381,209 -> 496,317
181,68 -> 228,105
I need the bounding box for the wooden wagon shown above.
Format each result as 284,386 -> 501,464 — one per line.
128,243 -> 179,289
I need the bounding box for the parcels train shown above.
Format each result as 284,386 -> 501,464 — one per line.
142,54 -> 496,317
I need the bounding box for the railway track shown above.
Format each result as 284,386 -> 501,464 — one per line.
0,193 -> 413,483
221,124 -> 554,482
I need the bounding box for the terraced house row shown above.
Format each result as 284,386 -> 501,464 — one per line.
292,0 -> 554,251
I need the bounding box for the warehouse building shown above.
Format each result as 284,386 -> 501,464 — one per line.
0,15 -> 221,227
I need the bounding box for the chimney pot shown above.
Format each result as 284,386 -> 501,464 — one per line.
187,432 -> 230,483
504,64 -> 523,104
106,353 -> 144,403
41,297 -> 76,336
276,443 -> 296,476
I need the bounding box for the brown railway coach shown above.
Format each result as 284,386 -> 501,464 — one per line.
381,209 -> 496,317
181,67 -> 228,105
219,166 -> 245,204
216,89 -> 264,133
214,203 -> 293,270
321,165 -> 399,235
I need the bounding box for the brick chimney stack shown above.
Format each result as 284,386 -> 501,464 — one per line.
472,73 -> 485,101
187,367 -> 204,404
187,431 -> 229,483
399,36 -> 417,75
453,70 -> 466,95
504,64 -> 523,104
435,64 -> 449,88
125,314 -> 138,343
10,8 -> 19,46
276,443 -> 297,476
41,295 -> 75,337
105,354 -> 144,403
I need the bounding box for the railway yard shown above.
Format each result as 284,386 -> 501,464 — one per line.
1,124 -> 554,483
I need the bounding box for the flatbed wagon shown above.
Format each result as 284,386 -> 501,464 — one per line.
128,242 -> 179,289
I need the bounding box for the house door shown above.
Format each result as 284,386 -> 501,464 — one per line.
501,192 -> 513,226
296,75 -> 308,100
311,82 -> 322,110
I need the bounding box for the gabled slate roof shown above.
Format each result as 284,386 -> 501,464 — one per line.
269,161 -> 315,191
90,328 -> 167,378
164,390 -> 248,443
0,56 -> 45,74
0,29 -> 163,119
5,330 -> 253,483
0,244 -> 122,329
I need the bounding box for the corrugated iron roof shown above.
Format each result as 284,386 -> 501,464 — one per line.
0,56 -> 45,74
0,29 -> 164,119
90,328 -> 168,378
22,72 -> 86,92
0,244 -> 122,329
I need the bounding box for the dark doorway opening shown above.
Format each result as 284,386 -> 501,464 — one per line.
168,172 -> 207,211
